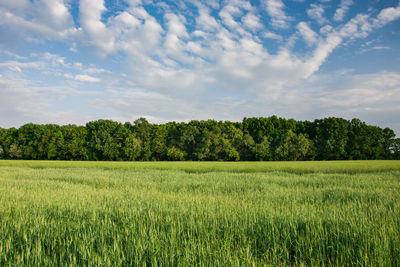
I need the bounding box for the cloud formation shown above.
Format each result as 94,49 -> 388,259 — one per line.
307,4 -> 327,25
334,0 -> 354,22
264,0 -> 292,28
74,74 -> 102,83
0,0 -> 399,134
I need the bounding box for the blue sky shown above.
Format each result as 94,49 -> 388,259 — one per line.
0,0 -> 400,134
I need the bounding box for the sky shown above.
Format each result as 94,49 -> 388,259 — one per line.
0,0 -> 400,134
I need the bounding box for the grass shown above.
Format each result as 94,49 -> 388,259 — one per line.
0,160 -> 399,266
1,159 -> 400,174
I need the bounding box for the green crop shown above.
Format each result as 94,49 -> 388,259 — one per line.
0,160 -> 399,266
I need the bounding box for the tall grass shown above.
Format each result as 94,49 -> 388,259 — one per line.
0,161 -> 399,265
1,159 -> 400,174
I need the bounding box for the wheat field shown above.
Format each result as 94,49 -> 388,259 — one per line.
0,160 -> 399,266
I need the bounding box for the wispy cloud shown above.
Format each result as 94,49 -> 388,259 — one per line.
264,0 -> 292,28
74,74 -> 102,83
297,22 -> 319,46
0,61 -> 45,71
372,3 -> 400,27
307,4 -> 327,25
334,0 -> 354,22
357,45 -> 391,54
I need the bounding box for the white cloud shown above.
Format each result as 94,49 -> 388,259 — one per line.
36,0 -> 73,30
242,12 -> 263,31
334,0 -> 354,22
79,0 -> 115,54
0,74 -> 102,128
92,88 -> 198,120
219,6 -> 241,31
0,61 -> 45,70
372,3 -> 400,27
0,0 -> 79,41
74,74 -> 102,83
357,45 -> 391,54
303,34 -> 342,78
9,66 -> 22,72
163,13 -> 189,60
113,11 -> 141,28
319,25 -> 333,35
264,0 -> 292,28
0,0 -> 29,9
307,4 -> 327,25
302,4 -> 400,78
196,7 -> 220,32
297,22 -> 319,46
262,31 -> 283,41
86,67 -> 107,74
313,72 -> 400,116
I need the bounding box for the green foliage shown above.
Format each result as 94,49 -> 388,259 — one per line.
347,119 -> 388,160
179,122 -> 200,159
86,120 -> 129,161
38,125 -> 65,160
17,123 -> 45,159
275,130 -> 311,161
314,118 -> 350,160
132,118 -> 153,160
0,161 -> 399,265
239,134 -> 256,160
253,136 -> 270,161
166,146 -> 185,161
124,134 -> 142,161
392,138 -> 400,159
0,116 -> 397,161
62,125 -> 88,160
8,144 -> 22,159
150,125 -> 168,160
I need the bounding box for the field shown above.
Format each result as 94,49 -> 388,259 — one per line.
0,161 -> 399,266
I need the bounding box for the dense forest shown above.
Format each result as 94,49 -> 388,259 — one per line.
0,116 -> 399,161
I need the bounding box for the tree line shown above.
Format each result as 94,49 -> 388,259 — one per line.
0,116 -> 399,161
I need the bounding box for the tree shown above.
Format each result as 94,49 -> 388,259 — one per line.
239,134 -> 256,161
0,128 -> 7,159
132,118 -> 153,160
179,122 -> 200,160
62,125 -> 88,160
0,128 -> 17,159
86,120 -> 129,160
166,146 -> 185,161
150,125 -> 168,160
253,136 -> 270,161
17,123 -> 45,159
219,137 -> 240,161
192,120 -> 240,161
8,144 -> 22,159
347,119 -> 388,160
0,116 -> 396,161
392,138 -> 400,159
38,125 -> 65,160
382,128 -> 396,159
313,118 -> 350,160
275,130 -> 311,161
124,134 -> 142,161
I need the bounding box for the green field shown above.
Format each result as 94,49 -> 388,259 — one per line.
1,161 -> 399,266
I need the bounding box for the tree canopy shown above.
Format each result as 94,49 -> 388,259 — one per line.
0,117 -> 398,161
